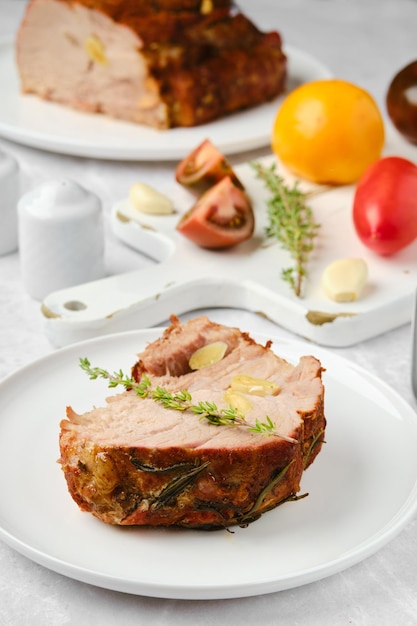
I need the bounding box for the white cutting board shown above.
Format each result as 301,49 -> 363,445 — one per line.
42,133 -> 417,348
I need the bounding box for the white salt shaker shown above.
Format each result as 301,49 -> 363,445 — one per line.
0,149 -> 19,256
18,178 -> 105,300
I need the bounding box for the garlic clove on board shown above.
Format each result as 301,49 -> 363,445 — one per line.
129,182 -> 174,215
321,257 -> 368,302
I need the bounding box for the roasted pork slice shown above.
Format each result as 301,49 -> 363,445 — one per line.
16,0 -> 287,128
59,316 -> 326,529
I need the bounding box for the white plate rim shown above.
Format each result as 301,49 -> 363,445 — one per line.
1,327 -> 417,600
0,38 -> 331,160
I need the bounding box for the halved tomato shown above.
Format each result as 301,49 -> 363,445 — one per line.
352,155 -> 417,255
176,176 -> 254,249
175,139 -> 243,194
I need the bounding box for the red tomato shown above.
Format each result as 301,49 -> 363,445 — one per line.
176,176 -> 254,249
352,156 -> 417,255
175,138 -> 243,194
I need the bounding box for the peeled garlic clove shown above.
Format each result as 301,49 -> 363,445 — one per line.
129,182 -> 174,215
321,258 -> 368,302
230,375 -> 280,397
223,389 -> 253,415
189,341 -> 228,370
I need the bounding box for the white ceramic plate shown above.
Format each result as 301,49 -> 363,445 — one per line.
0,328 -> 417,600
0,39 -> 330,160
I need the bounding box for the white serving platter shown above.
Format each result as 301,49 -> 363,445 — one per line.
0,329 -> 417,599
41,132 -> 417,348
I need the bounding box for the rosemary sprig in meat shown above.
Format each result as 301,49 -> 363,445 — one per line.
251,161 -> 320,297
79,358 -> 297,443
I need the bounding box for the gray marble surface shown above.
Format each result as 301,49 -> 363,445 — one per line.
1,1 -> 417,624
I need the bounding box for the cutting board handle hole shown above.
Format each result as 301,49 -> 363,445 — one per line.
64,300 -> 87,311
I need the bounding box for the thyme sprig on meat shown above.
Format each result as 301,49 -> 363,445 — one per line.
79,357 -> 297,443
251,161 -> 320,297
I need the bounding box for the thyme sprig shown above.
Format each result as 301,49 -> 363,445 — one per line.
79,358 -> 297,443
251,161 -> 320,297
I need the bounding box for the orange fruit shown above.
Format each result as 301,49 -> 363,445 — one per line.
272,79 -> 385,185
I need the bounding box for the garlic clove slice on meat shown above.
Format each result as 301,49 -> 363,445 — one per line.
188,341 -> 228,370
84,35 -> 108,66
230,375 -> 280,397
321,257 -> 368,302
129,182 -> 174,215
223,389 -> 253,415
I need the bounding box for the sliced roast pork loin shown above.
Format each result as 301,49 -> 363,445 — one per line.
60,316 -> 326,529
16,0 -> 287,129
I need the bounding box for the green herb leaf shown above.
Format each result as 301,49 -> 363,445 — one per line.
251,161 -> 320,297
79,357 -> 151,396
247,415 -> 277,435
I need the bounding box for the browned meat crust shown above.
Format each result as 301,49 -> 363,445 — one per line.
74,0 -> 233,16
59,316 -> 326,529
16,0 -> 287,128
